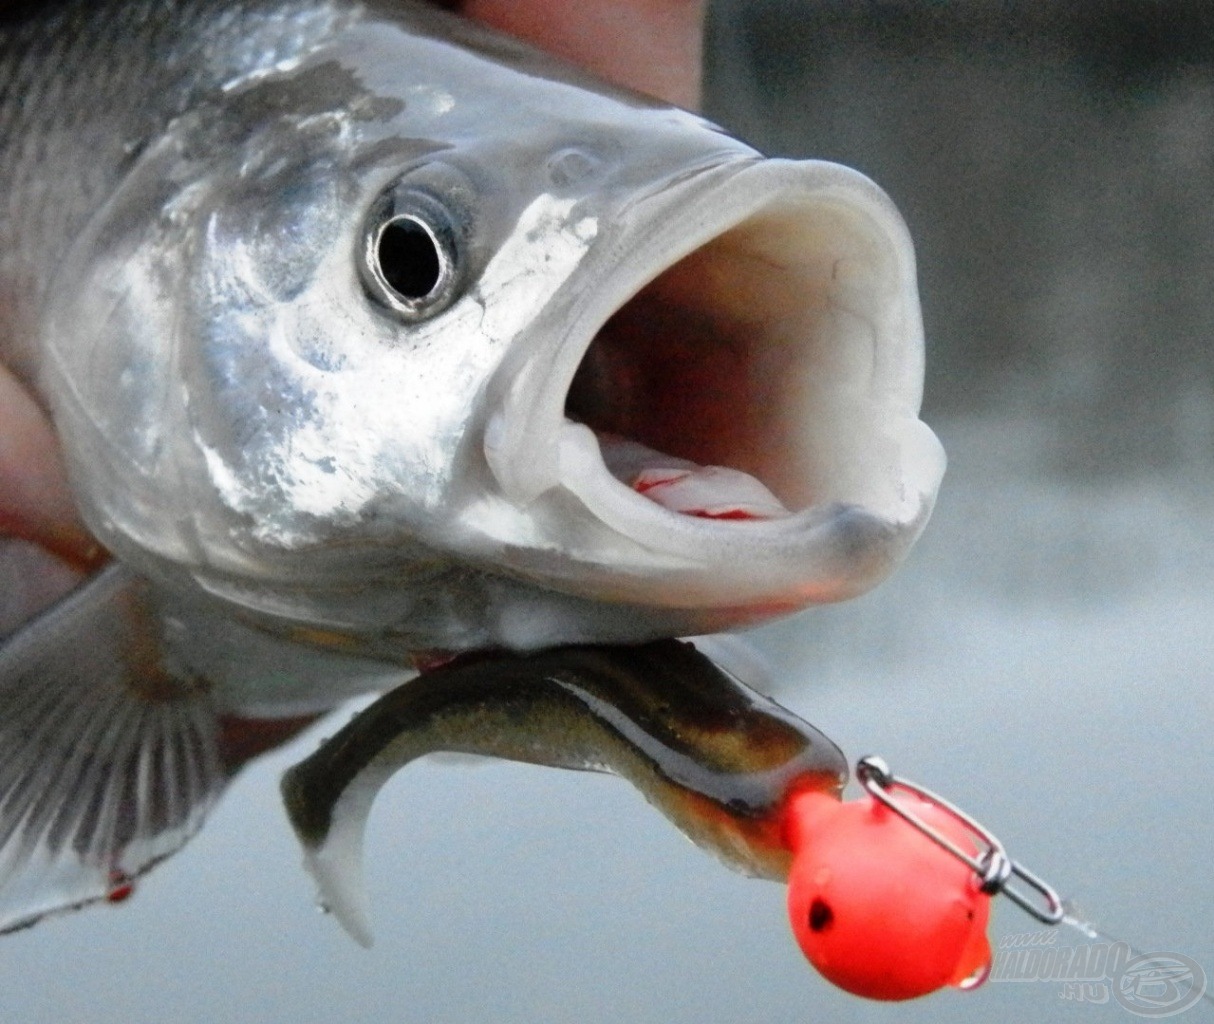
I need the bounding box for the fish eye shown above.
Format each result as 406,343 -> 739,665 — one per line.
377,217 -> 442,299
360,189 -> 461,320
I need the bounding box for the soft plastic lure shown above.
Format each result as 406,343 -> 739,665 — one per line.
281,640 -> 1063,1000
282,639 -> 848,945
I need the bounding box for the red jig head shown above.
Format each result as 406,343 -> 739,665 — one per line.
783,755 -> 1064,1001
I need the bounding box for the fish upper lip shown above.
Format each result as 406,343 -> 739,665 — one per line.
482,157 -> 758,504
481,156 -> 945,600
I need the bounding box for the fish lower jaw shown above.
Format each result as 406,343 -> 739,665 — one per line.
543,416 -> 927,607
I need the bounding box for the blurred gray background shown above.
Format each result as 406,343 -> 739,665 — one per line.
3,3 -> 1212,1022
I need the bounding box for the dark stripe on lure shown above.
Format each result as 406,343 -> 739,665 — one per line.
282,639 -> 846,889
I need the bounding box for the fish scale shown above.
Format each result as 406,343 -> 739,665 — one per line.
0,2 -> 352,380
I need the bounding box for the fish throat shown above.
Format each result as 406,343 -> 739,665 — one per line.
566,199 -> 879,521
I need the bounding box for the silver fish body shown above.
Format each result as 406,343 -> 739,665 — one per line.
0,0 -> 943,937
2,0 -> 943,654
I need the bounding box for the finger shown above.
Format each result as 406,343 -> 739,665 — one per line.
458,0 -> 705,109
0,363 -> 103,571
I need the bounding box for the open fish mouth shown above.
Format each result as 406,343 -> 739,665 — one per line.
565,204 -> 845,523
485,158 -> 945,606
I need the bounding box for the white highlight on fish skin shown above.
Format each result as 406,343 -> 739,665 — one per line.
476,201 -> 598,344
210,3 -> 355,93
404,83 -> 455,116
198,440 -> 251,514
196,194 -> 600,552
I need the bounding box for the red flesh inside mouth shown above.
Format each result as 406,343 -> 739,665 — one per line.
563,205 -> 848,522
631,468 -> 768,520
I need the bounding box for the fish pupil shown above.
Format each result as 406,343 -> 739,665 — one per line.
377,218 -> 442,300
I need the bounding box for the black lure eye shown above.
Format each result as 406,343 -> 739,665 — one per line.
360,189 -> 461,320
808,898 -> 834,932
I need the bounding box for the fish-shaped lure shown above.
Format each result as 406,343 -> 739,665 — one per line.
282,639 -> 849,947
0,1 -> 943,929
282,640 -> 1001,999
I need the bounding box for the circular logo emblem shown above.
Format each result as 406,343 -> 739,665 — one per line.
1114,952 -> 1207,1018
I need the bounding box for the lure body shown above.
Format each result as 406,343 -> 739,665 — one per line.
281,639 -> 850,946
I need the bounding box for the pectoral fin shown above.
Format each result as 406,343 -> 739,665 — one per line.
0,566 -> 225,934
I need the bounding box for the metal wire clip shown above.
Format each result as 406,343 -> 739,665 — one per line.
855,755 -> 1064,925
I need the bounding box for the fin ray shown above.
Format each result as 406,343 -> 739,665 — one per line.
0,567 -> 227,933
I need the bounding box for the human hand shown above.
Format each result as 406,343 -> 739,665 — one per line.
455,0 -> 705,109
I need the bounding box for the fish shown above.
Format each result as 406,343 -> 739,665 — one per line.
0,0 -> 944,931
280,638 -> 849,946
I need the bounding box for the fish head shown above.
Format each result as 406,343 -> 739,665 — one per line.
41,13 -> 944,650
